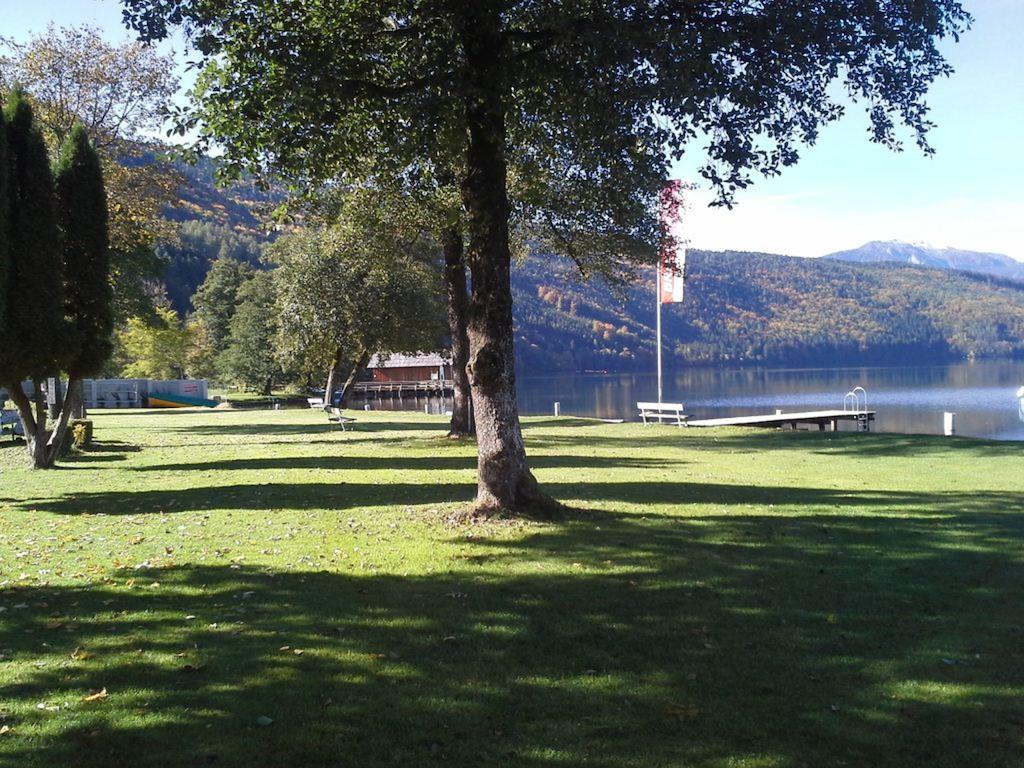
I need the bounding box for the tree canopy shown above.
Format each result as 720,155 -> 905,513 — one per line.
118,306 -> 200,380
217,270 -> 284,394
191,251 -> 255,352
121,0 -> 970,511
1,25 -> 181,322
271,219 -> 444,392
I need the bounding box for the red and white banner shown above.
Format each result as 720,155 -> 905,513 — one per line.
659,180 -> 686,304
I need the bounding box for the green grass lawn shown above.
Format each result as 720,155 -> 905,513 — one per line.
1,408 -> 1022,767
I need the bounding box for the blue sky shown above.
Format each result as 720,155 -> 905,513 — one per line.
5,0 -> 1022,261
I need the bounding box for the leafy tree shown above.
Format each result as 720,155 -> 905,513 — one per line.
119,306 -> 198,380
192,253 -> 254,353
123,0 -> 970,512
159,220 -> 263,313
103,156 -> 178,320
272,222 -> 444,406
0,24 -> 177,150
217,271 -> 282,394
184,318 -> 218,381
1,24 -> 180,322
0,89 -> 69,468
308,183 -> 476,434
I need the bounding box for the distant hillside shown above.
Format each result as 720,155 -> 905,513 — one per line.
129,152 -> 285,313
825,241 -> 1024,282
145,159 -> 1024,370
512,250 -> 1024,373
167,156 -> 287,237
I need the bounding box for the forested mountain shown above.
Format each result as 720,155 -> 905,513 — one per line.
137,153 -> 284,313
158,221 -> 265,313
826,241 -> 1024,282
168,156 -> 286,236
512,250 -> 1024,373
148,156 -> 1024,372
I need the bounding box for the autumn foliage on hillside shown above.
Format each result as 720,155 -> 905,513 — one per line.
512,251 -> 1024,373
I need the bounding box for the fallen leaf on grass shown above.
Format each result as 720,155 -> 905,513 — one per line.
666,702 -> 700,718
70,647 -> 92,661
83,688 -> 108,702
256,715 -> 273,726
0,725 -> 10,736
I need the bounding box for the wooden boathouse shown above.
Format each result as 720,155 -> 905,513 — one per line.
353,352 -> 453,397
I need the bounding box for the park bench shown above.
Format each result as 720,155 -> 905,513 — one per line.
307,397 -> 325,409
327,407 -> 356,431
637,401 -> 687,427
0,409 -> 24,439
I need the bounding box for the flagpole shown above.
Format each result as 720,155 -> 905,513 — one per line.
656,265 -> 663,404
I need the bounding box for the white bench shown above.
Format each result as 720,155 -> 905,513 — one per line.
328,407 -> 356,430
307,397 -> 325,409
637,401 -> 687,427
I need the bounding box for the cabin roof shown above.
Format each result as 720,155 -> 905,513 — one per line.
367,352 -> 449,369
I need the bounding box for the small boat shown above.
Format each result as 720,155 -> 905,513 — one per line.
148,392 -> 218,408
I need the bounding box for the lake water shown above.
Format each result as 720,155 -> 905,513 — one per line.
361,360 -> 1024,441
516,361 -> 1024,441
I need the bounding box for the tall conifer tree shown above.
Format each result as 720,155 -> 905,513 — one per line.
55,124 -> 113,378
0,89 -> 70,467
47,123 -> 114,449
0,107 -> 8,334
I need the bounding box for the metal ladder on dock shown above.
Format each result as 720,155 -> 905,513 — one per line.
843,386 -> 871,432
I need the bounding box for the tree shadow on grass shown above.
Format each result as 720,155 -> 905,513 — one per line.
1,503 -> 1021,767
128,454 -> 680,474
20,477 -> 1024,521
19,481 -> 477,515
163,419 -> 447,438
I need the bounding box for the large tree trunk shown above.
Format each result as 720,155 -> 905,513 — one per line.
459,7 -> 553,514
7,378 -> 84,468
46,377 -> 81,459
323,347 -> 343,410
7,379 -> 52,469
338,348 -> 371,409
442,226 -> 474,437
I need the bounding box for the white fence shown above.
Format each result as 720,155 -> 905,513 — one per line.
4,379 -> 210,409
82,379 -> 209,408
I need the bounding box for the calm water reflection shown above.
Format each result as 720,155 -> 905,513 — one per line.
355,360 -> 1024,441
517,361 -> 1024,441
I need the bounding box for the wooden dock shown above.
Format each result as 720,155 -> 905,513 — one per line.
686,409 -> 875,431
352,380 -> 453,398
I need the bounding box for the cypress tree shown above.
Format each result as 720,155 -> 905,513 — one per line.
55,124 -> 113,377
1,89 -> 66,380
0,106 -> 8,337
1,88 -> 68,467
